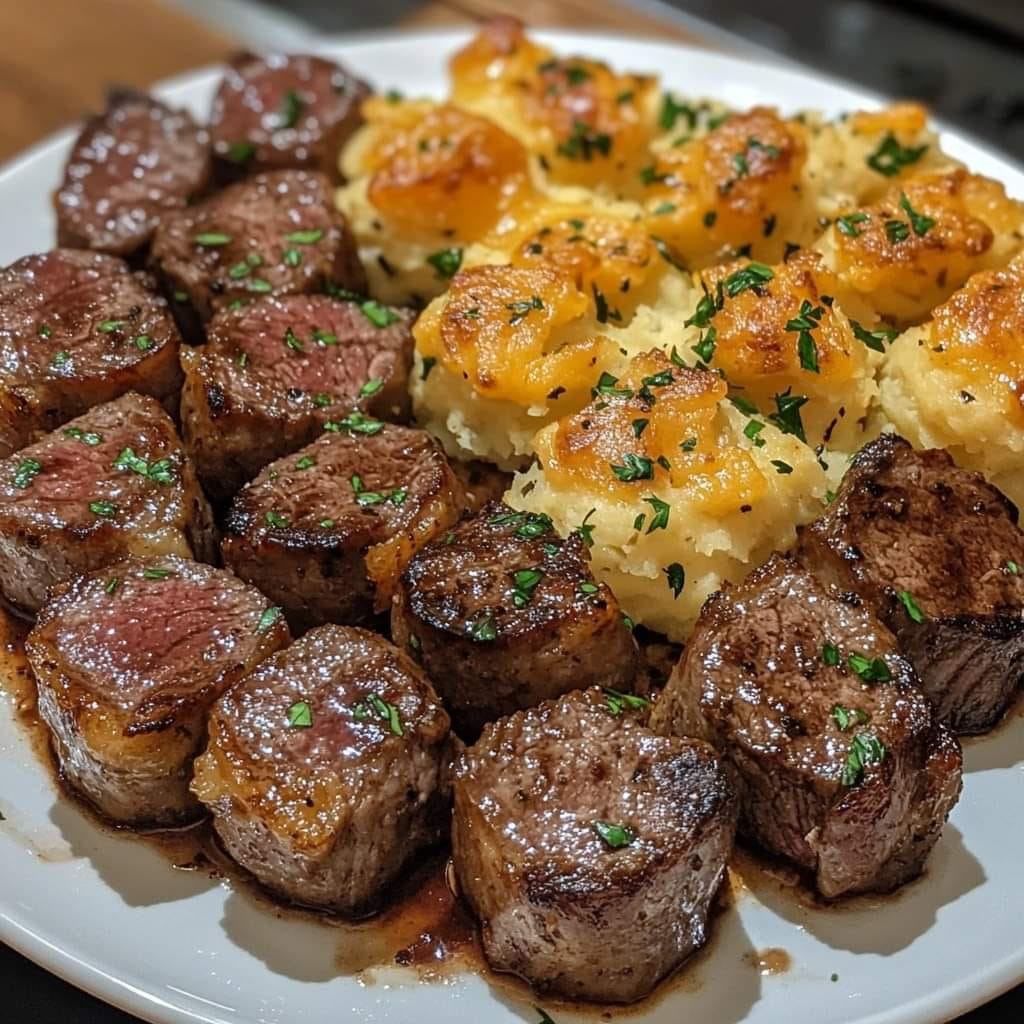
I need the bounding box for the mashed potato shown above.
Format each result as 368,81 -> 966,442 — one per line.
879,256 -> 1024,506
507,351 -> 827,639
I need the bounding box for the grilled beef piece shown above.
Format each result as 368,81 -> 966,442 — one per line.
179,294 -> 413,501
798,433 -> 1024,734
0,250 -> 183,457
149,169 -> 366,324
222,425 -> 465,632
209,52 -> 370,178
54,91 -> 212,257
392,502 -> 639,737
0,393 -> 216,614
650,554 -> 962,898
192,624 -> 451,915
27,555 -> 288,825
452,687 -> 736,1003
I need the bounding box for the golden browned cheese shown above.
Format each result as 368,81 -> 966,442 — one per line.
534,350 -> 766,516
450,17 -> 658,191
927,256 -> 1024,425
363,99 -> 533,239
642,108 -> 807,266
509,208 -> 657,308
820,169 -> 1022,323
413,263 -> 608,405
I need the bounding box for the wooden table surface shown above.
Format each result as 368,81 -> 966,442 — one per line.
0,2 -> 1019,1022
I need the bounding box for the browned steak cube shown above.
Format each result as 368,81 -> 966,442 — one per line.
209,52 -> 370,178
222,424 -> 466,632
26,555 -> 289,826
54,91 -> 212,257
180,294 -> 413,500
0,393 -> 216,614
0,250 -> 183,457
452,687 -> 737,1004
798,433 -> 1024,733
650,553 -> 962,899
192,624 -> 451,915
149,169 -> 366,323
391,501 -> 639,737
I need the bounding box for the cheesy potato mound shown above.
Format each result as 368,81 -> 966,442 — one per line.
334,18 -> 1024,639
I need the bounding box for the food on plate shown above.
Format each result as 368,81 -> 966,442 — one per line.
509,351 -> 826,639
179,293 -> 412,500
209,52 -> 370,178
879,256 -> 1024,507
192,624 -> 450,916
392,501 -> 638,736
451,686 -> 737,1002
798,433 -> 1024,733
26,555 -> 289,825
150,168 -> 366,323
651,553 -> 963,898
0,393 -> 215,614
54,91 -> 213,257
0,250 -> 182,457
815,169 -> 1024,325
222,424 -> 466,631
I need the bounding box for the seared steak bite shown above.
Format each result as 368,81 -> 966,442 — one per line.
452,687 -> 737,1003
55,91 -> 212,257
0,250 -> 183,457
798,433 -> 1024,733
392,501 -> 639,737
180,294 -> 413,500
192,624 -> 451,915
149,169 -> 366,323
222,425 -> 466,632
650,554 -> 962,899
27,555 -> 289,826
0,393 -> 216,614
209,53 -> 370,178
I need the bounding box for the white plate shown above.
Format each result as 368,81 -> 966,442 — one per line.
2,29 -> 1023,1024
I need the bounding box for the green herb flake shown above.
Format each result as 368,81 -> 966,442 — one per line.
104,577 -> 120,596
822,642 -> 840,667
885,218 -> 910,244
632,418 -> 649,439
506,294 -> 544,326
723,262 -> 774,297
470,614 -> 498,642
427,247 -> 464,280
256,605 -> 282,634
193,232 -> 232,247
831,704 -> 869,732
651,235 -> 687,272
665,561 -> 686,598
898,192 -> 936,236
848,652 -> 893,684
358,377 -> 384,400
360,300 -> 400,328
611,453 -> 654,482
283,248 -> 302,267
142,567 -> 172,580
278,89 -> 304,130
1005,559 -> 1020,576
592,820 -> 635,849
37,323 -> 52,339
226,140 -> 255,164
866,132 -> 928,178
89,500 -> 117,517
511,568 -> 545,608
295,455 -> 316,471
64,426 -> 102,446
591,371 -> 633,400
602,687 -> 650,717
287,700 -> 313,728
325,411 -> 385,436
420,355 -> 437,381
286,228 -> 324,245
265,510 -> 290,528
851,319 -> 898,353
743,419 -> 766,447
51,349 -> 71,368
644,495 -> 671,533
768,389 -> 809,443
12,458 -> 42,489
576,508 -> 597,548
659,93 -> 697,132
836,212 -> 869,237
557,120 -> 612,161
771,459 -> 794,475
898,590 -> 926,623
841,732 -> 886,787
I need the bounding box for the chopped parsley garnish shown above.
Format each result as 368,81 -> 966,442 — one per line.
850,319 -> 898,353
785,298 -> 826,374
486,510 -> 554,539
286,228 -> 324,245
51,349 -> 71,368
278,89 -> 304,129
89,500 -> 117,517
557,120 -> 612,161
12,458 -> 42,489
470,614 -> 498,642
885,219 -> 910,244
651,235 -> 687,272
98,320 -> 122,334
420,355 -> 437,380
723,262 -> 774,297
325,411 -> 385,435
591,371 -> 633,400
282,248 -> 302,267
866,133 -> 928,177
535,1007 -> 557,1024
256,606 -> 282,634
743,419 -> 766,447
135,335 -> 153,351
659,93 -> 697,132
632,418 -> 649,438
653,201 -> 676,215
248,278 -> 272,294
37,324 -> 52,339
686,288 -> 721,329
729,393 -> 759,416
361,694 -> 403,736
426,247 -> 463,280
104,577 -> 120,595
1005,560 -> 1020,576
771,459 -> 793,475
611,453 -> 654,482
312,328 -> 338,345
822,642 -> 840,667
602,687 -> 650,717
358,377 -> 384,399
692,328 -> 717,364
295,455 -> 316,470
592,284 -> 621,324
848,652 -> 892,683
319,518 -> 336,528
898,590 -> 926,623
225,140 -> 255,164
836,211 -> 869,237
576,508 -> 597,548
511,568 -> 544,608
506,295 -> 544,326
644,495 -> 670,532
193,232 -> 232,247
142,567 -> 172,580
284,327 -> 304,352
680,436 -> 698,452
841,732 -> 886,787
898,192 -> 935,236
578,581 -> 599,597
113,447 -> 175,484
768,389 -> 809,443
287,701 -> 313,728
265,510 -> 290,528
703,210 -> 718,228
64,427 -> 102,445
360,300 -> 400,328
592,820 -> 635,849
665,562 -> 685,598
831,704 -> 869,732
